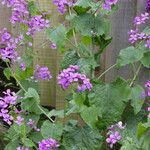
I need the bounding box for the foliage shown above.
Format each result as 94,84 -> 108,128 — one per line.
0,0 -> 149,150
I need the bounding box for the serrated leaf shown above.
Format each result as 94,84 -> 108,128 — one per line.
4,140 -> 19,150
117,46 -> 144,67
46,24 -> 67,52
61,50 -> 79,69
80,106 -> 98,128
3,68 -> 12,80
62,126 -> 102,150
72,13 -> 106,36
22,138 -> 35,147
130,85 -> 145,114
141,51 -> 150,68
88,77 -> 131,127
41,121 -> 63,140
25,88 -> 40,103
48,109 -> 64,118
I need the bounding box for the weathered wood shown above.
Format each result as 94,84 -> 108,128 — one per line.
0,1 -> 11,30
136,0 -> 150,85
105,0 -> 137,82
33,0 -> 58,107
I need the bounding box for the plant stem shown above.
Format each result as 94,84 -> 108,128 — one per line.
38,105 -> 54,123
6,62 -> 55,123
6,62 -> 27,92
129,64 -> 142,87
98,64 -> 117,79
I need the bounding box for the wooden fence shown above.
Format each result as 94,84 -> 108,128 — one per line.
0,0 -> 149,110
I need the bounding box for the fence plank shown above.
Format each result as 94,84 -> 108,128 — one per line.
105,0 -> 137,82
136,0 -> 150,85
33,0 -> 57,107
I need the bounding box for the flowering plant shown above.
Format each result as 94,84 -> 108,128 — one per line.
0,0 -> 150,150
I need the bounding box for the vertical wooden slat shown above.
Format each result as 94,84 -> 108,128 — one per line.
33,0 -> 58,107
136,0 -> 150,85
0,1 -> 11,30
105,0 -> 137,82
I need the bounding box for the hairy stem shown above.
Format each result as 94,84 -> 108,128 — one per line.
129,63 -> 142,87
98,64 -> 117,79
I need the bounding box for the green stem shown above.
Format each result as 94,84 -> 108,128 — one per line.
38,105 -> 54,123
6,62 -> 27,92
98,64 -> 117,79
129,64 -> 142,87
6,62 -> 55,123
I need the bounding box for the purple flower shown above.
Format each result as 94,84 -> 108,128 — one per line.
15,116 -> 24,126
106,121 -> 125,148
27,119 -> 34,127
146,0 -> 150,11
0,28 -> 23,61
105,0 -> 118,5
57,65 -> 92,92
102,0 -> 118,10
20,62 -> 26,71
53,0 -> 75,14
134,12 -> 149,25
51,43 -> 57,49
102,4 -> 111,10
27,15 -> 50,36
28,42 -> 32,47
34,65 -> 52,81
17,146 -> 29,150
38,138 -> 59,150
145,81 -> 150,97
145,38 -> 150,48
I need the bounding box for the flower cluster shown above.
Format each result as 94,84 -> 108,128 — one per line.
2,0 -> 29,24
128,13 -> 150,47
106,121 -> 125,148
27,119 -> 40,132
145,81 -> 150,97
38,138 -> 59,150
0,28 -> 23,61
146,0 -> 150,11
134,12 -> 149,25
53,0 -> 75,14
27,15 -> 50,36
1,1 -> 50,36
102,0 -> 118,11
57,65 -> 92,92
33,65 -> 52,81
0,89 -> 17,125
14,116 -> 24,126
148,107 -> 150,118
17,146 -> 29,150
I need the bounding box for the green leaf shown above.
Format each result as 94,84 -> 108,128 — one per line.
29,132 -> 43,143
4,140 -> 19,150
46,24 -> 67,52
47,109 -> 64,118
80,106 -> 99,128
72,13 -> 106,36
141,51 -> 150,68
120,140 -> 138,150
88,77 -> 131,127
143,26 -> 150,35
61,49 -> 79,69
41,121 -> 63,140
117,46 -> 144,67
28,1 -> 39,16
22,138 -> 35,147
21,98 -> 41,114
25,88 -> 40,103
3,68 -> 12,80
130,85 -> 145,114
62,126 -> 102,150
